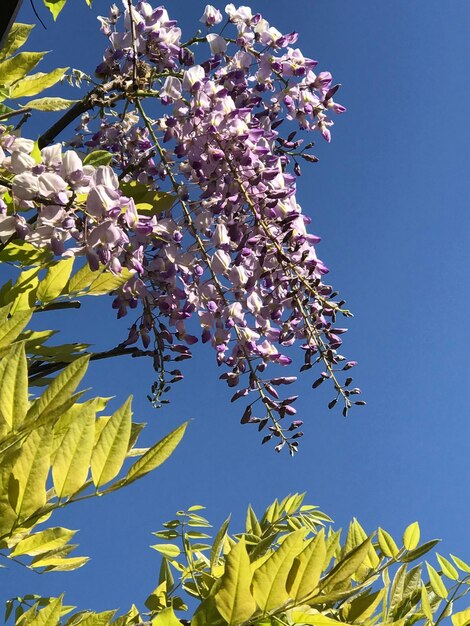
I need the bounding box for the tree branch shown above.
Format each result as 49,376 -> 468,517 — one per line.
37,78 -> 124,148
0,0 -> 24,49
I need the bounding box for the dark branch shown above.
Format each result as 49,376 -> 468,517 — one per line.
0,0 -> 24,49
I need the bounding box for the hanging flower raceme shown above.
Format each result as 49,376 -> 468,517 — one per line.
0,2 -> 363,454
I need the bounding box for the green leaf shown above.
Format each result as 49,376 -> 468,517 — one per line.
0,445 -> 22,536
0,308 -> 31,348
37,257 -> 74,303
378,527 -> 399,558
451,554 -> 470,574
83,150 -> 113,167
63,610 -> 117,626
403,522 -> 420,551
0,102 -> 15,115
0,342 -> 28,433
0,52 -> 45,86
151,607 -> 182,626
0,24 -> 35,61
27,596 -> 63,626
452,608 -> 470,626
10,424 -> 52,520
27,354 -> 90,422
291,612 -> 344,626
121,422 -> 187,486
10,527 -> 77,557
215,537 -> 257,625
52,400 -> 95,497
120,180 -> 175,215
32,554 -> 89,571
7,268 -> 39,314
421,586 -> 433,622
252,529 -> 306,613
191,596 -> 226,626
42,0 -> 67,20
11,67 -> 68,98
426,562 -> 448,599
151,543 -> 181,559
246,504 -> 262,536
68,264 -> 134,296
25,97 -> 76,111
91,397 -> 132,487
211,514 -> 231,572
0,240 -> 53,266
343,588 -> 386,623
400,539 -> 440,563
320,536 -> 372,592
287,528 -> 326,603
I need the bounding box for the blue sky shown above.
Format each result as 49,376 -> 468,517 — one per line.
3,0 -> 470,616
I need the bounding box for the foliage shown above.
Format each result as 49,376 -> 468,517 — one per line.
0,245 -> 187,574
0,22 -> 74,118
6,494 -> 470,626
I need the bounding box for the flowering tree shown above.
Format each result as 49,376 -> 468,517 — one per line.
1,2 -> 469,626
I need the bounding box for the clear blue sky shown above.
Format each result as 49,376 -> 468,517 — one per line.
3,0 -> 470,616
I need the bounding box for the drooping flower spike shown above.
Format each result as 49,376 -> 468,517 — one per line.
0,2 -> 361,453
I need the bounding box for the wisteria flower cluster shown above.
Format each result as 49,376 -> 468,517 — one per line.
0,2 -> 363,453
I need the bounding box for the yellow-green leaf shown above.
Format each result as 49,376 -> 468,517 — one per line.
122,422 -> 187,486
378,528 -> 399,558
0,24 -> 34,61
11,67 -> 68,98
52,401 -> 95,497
4,267 -> 39,314
426,562 -> 447,599
252,529 -> 306,613
68,263 -> 134,296
91,396 -> 132,488
86,267 -> 134,295
292,612 -> 344,626
120,180 -> 175,215
0,445 -> 21,537
27,354 -> 90,422
31,554 -> 89,571
191,596 -> 226,626
0,239 -> 52,266
0,52 -> 45,86
287,528 -> 326,603
421,586 -> 433,622
452,608 -> 470,626
215,537 -> 257,625
451,554 -> 470,574
151,543 -> 181,559
436,553 -> 459,580
42,0 -> 67,20
403,522 -> 420,551
0,342 -> 28,434
10,424 -> 52,519
343,588 -> 386,623
28,596 -> 63,626
10,526 -> 76,557
211,515 -> 231,572
37,257 -> 74,303
152,607 -> 182,626
320,537 -> 372,591
0,308 -> 32,348
83,149 -> 113,167
400,539 -> 440,563
25,96 -> 76,111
